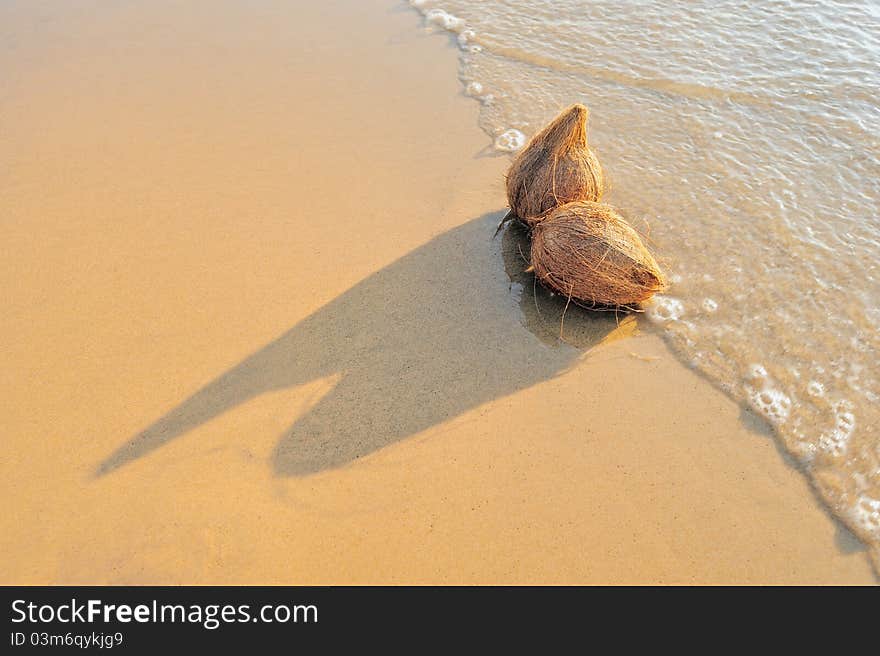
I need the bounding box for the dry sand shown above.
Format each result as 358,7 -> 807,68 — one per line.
1,0 -> 875,584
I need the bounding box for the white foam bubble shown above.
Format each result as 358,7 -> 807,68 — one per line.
424,9 -> 465,32
806,380 -> 825,397
746,383 -> 792,426
817,401 -> 855,457
494,128 -> 526,152
702,298 -> 718,313
646,295 -> 684,322
746,363 -> 768,381
849,495 -> 880,539
457,29 -> 482,51
458,28 -> 476,46
465,81 -> 483,96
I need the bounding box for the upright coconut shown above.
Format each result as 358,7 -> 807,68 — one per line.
530,201 -> 666,309
505,104 -> 605,227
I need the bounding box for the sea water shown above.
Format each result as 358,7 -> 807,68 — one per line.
409,0 -> 880,569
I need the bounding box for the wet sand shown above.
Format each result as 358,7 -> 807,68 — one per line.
1,0 -> 875,584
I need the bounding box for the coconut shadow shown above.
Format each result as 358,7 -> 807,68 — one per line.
96,212 -> 624,478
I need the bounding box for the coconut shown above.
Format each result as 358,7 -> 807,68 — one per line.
530,201 -> 666,309
505,104 -> 605,227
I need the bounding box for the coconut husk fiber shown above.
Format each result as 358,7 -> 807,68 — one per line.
505,104 -> 605,227
530,201 -> 666,309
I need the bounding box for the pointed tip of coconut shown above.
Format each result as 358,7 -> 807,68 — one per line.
565,103 -> 589,122
540,104 -> 589,151
557,104 -> 588,130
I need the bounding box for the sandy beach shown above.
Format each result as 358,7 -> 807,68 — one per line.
1,0 -> 875,584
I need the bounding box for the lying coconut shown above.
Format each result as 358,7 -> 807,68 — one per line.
504,104 -> 605,228
530,201 -> 666,309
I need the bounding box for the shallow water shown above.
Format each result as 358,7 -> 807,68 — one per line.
409,0 -> 880,567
